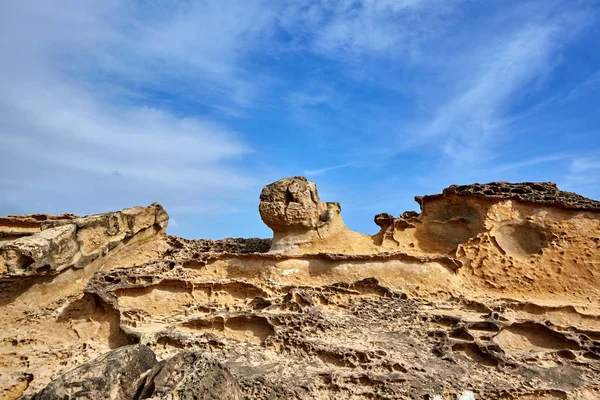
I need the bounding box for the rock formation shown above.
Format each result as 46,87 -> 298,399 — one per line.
259,176 -> 375,253
0,203 -> 168,278
0,214 -> 76,245
23,345 -> 241,400
1,178 -> 600,400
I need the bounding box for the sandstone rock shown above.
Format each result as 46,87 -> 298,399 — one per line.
416,181 -> 600,211
0,213 -> 76,244
259,176 -> 374,253
0,224 -> 78,276
27,347 -> 240,400
374,213 -> 395,229
0,203 -> 168,278
2,180 -> 600,400
259,176 -> 342,232
166,236 -> 271,258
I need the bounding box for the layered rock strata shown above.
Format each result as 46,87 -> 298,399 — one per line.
0,203 -> 168,278
1,178 -> 600,400
0,203 -> 171,398
0,214 -> 76,245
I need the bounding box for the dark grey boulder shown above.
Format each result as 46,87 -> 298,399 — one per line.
28,345 -> 157,400
137,351 -> 241,400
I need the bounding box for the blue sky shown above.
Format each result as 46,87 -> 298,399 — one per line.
1,0 -> 599,239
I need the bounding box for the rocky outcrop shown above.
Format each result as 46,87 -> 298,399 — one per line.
416,181 -> 600,211
137,351 -> 242,400
2,179 -> 600,400
0,214 -> 76,244
0,203 -> 168,278
61,256 -> 600,399
167,236 -> 271,258
26,345 -> 157,400
370,180 -> 600,300
259,176 -> 376,254
26,345 -> 241,400
0,204 -> 171,399
259,176 -> 345,252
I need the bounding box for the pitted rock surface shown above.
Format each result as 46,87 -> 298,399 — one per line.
2,178 -> 600,400
167,236 -> 272,258
259,176 -> 341,232
416,181 -> 600,211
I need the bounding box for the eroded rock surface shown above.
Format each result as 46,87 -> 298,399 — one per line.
0,214 -> 76,245
259,177 -> 376,254
2,178 -> 600,400
416,182 -> 600,211
137,350 -> 242,400
0,204 -> 171,399
0,203 -> 168,278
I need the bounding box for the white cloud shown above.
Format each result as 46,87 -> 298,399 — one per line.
275,0 -> 595,175
0,1 -> 262,217
279,1 -> 595,176
563,71 -> 600,102
560,154 -> 600,195
570,157 -> 600,174
418,25 -> 558,162
480,153 -> 571,176
1,1 -> 278,109
304,163 -> 356,177
0,0 -> 597,230
402,5 -> 593,167
279,0 -> 465,63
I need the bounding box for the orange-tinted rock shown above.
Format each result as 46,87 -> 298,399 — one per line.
0,203 -> 169,278
3,179 -> 600,400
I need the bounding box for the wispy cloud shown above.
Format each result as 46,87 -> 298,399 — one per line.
409,10 -> 591,167
275,1 -> 597,177
304,162 -> 356,177
3,1 -> 278,109
0,1 -> 263,218
0,0 -> 598,237
563,70 -> 600,103
279,0 -> 466,63
570,157 -> 600,173
560,154 -> 600,195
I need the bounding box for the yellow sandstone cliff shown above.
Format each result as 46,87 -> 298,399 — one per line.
1,178 -> 599,399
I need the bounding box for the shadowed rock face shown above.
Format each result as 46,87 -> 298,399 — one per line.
24,345 -> 241,400
25,345 -> 157,400
137,350 -> 242,400
3,178 -> 600,400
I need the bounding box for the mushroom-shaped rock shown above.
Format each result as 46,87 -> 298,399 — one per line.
259,176 -> 340,231
259,177 -> 367,253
